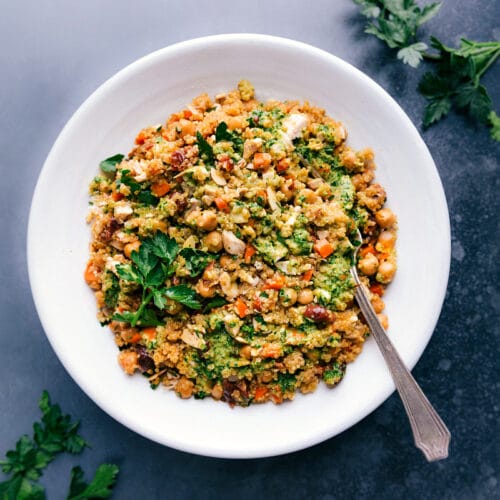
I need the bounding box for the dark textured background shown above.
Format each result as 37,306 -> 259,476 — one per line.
1,1 -> 499,498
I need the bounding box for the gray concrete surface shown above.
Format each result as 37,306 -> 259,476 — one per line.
1,1 -> 499,498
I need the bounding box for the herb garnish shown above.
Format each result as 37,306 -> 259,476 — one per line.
0,391 -> 119,499
215,122 -> 244,153
196,132 -> 214,163
353,0 -> 441,67
353,0 -> 500,139
419,38 -> 500,128
113,232 -> 203,326
180,248 -> 216,277
99,154 -> 124,174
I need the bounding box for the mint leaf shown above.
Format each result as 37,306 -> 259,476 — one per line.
67,464 -> 119,500
179,248 -> 216,277
99,154 -> 124,174
164,285 -> 202,310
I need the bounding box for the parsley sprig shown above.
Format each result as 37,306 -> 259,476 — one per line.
353,0 -> 441,67
67,465 -> 119,500
353,0 -> 500,139
113,232 -> 203,327
0,392 -> 119,499
419,38 -> 500,128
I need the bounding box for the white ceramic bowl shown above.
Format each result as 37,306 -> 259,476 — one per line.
28,34 -> 450,458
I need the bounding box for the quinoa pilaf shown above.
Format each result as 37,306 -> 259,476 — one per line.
85,81 -> 397,406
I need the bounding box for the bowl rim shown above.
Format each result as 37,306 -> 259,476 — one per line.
27,33 -> 451,458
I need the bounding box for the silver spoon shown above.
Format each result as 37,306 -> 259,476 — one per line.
351,227 -> 450,461
305,160 -> 450,461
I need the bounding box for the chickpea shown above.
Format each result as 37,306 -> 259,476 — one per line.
175,378 -> 194,399
211,383 -> 223,400
118,350 -> 138,375
371,295 -> 385,314
375,208 -> 397,228
280,181 -> 294,201
377,261 -> 396,284
280,288 -> 298,307
196,211 -> 218,231
219,254 -> 236,270
196,280 -> 216,298
204,231 -> 223,252
377,230 -> 397,249
240,345 -> 252,360
358,253 -> 379,276
297,289 -> 314,305
296,189 -> 319,204
377,313 -> 389,330
124,240 -> 141,258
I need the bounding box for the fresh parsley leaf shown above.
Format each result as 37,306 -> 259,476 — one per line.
419,37 -> 499,128
136,308 -> 163,327
115,263 -> 142,284
180,248 -> 216,277
164,285 -> 202,310
67,464 -> 119,500
196,132 -> 214,163
104,273 -> 120,309
352,0 -> 380,18
142,232 -> 179,264
355,0 -> 441,67
203,296 -> 228,312
422,97 -> 451,127
0,392 -> 88,499
117,171 -> 142,196
137,189 -> 159,206
454,83 -> 492,122
489,111 -> 500,142
112,311 -> 139,324
215,121 -> 233,142
99,154 -> 124,174
397,42 -> 427,68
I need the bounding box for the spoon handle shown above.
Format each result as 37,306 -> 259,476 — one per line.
352,270 -> 451,461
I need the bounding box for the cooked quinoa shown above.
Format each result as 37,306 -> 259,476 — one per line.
85,81 -> 397,406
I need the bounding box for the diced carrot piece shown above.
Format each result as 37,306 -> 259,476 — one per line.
214,197 -> 229,213
256,190 -> 267,203
253,297 -> 262,311
262,275 -> 286,290
235,298 -> 249,319
244,245 -> 256,264
142,327 -> 157,341
313,239 -> 334,258
183,109 -> 193,118
277,158 -> 290,172
151,180 -> 171,197
112,191 -> 124,202
261,343 -> 281,359
370,283 -> 385,296
130,333 -> 142,344
84,261 -> 100,289
253,152 -> 272,169
359,244 -> 376,257
254,387 -> 268,400
135,130 -> 148,145
302,269 -> 314,281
